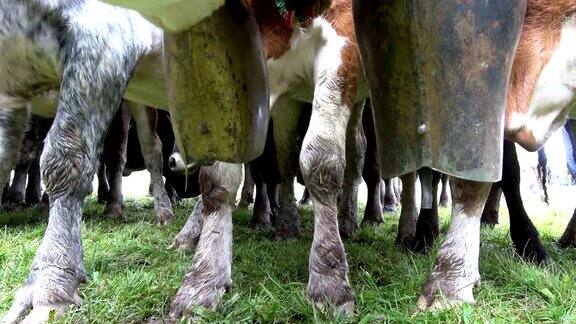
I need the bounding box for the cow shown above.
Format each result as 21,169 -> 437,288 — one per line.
97,103 -> 202,222
0,0 -> 267,321
354,0 -> 576,311
2,116 -> 51,210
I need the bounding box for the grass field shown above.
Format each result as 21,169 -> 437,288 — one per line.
1,196 -> 576,322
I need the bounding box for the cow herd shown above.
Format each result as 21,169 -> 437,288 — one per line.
0,0 -> 575,322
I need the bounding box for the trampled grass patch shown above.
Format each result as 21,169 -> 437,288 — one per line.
1,197 -> 576,322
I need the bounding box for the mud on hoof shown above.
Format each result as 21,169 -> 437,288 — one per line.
102,202 -> 124,220
383,204 -> 397,213
274,224 -> 301,240
417,269 -> 480,310
169,224 -> 201,252
339,218 -> 358,239
361,217 -> 382,229
168,234 -> 198,252
307,271 -> 355,315
155,207 -> 174,226
168,275 -> 232,319
3,268 -> 84,323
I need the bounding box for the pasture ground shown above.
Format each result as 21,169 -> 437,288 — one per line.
1,195 -> 576,323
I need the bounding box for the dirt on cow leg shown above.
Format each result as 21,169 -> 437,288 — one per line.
169,163 -> 240,317
558,208 -> 576,248
169,199 -> 204,252
396,172 -> 418,246
274,181 -> 301,240
129,105 -> 174,226
382,179 -> 398,212
101,104 -> 130,221
270,97 -> 306,240
481,184 -> 501,227
238,164 -> 255,208
439,174 -> 450,208
338,101 -> 366,238
410,169 -> 441,253
4,164 -> 29,211
250,179 -> 271,228
418,178 -> 490,310
302,106 -> 355,314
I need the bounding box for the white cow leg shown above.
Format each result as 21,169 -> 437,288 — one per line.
169,162 -> 241,317
129,103 -> 174,225
418,177 -> 491,309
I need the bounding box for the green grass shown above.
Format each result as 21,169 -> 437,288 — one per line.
1,197 -> 576,322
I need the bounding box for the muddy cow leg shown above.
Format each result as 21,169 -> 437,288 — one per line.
25,143 -> 44,206
396,172 -> 418,246
3,34 -> 135,322
251,173 -> 271,228
301,93 -> 356,311
129,103 -> 174,225
238,164 -> 255,208
169,163 -> 241,316
410,168 -> 441,253
338,101 -> 366,238
101,104 -> 130,220
169,198 -> 204,252
0,109 -> 29,207
481,184 -> 501,227
383,179 -> 398,212
418,178 -> 491,309
500,140 -> 547,263
559,208 -> 576,248
361,101 -> 383,227
272,97 -> 303,240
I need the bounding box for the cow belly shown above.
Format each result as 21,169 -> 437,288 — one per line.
102,0 -> 225,32
521,19 -> 576,147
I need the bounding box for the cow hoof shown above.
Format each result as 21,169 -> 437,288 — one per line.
238,197 -> 253,208
307,271 -> 355,316
299,197 -> 310,206
250,220 -> 272,229
558,236 -> 576,249
167,239 -> 195,252
480,210 -> 499,227
3,271 -> 83,323
3,196 -> 26,211
409,236 -> 435,253
383,204 -> 397,213
395,233 -> 414,249
339,224 -> 358,239
439,195 -> 450,208
168,275 -> 231,319
417,271 -> 479,310
155,208 -> 174,226
514,238 -> 548,264
361,218 -> 382,228
274,227 -> 301,240
103,203 -> 124,220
